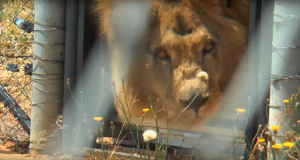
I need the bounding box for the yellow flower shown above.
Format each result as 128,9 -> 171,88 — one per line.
143,108 -> 149,112
272,144 -> 282,149
283,99 -> 289,104
236,109 -> 246,113
258,138 -> 265,143
297,120 -> 300,124
271,125 -> 279,131
283,142 -> 294,148
94,117 -> 103,121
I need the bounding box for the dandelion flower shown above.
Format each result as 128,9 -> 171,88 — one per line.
143,130 -> 157,142
197,71 -> 209,81
96,137 -> 113,145
94,117 -> 103,121
283,99 -> 289,104
297,120 -> 300,124
283,142 -> 294,148
143,108 -> 149,112
258,138 -> 265,143
271,144 -> 282,149
236,109 -> 246,113
271,125 -> 279,131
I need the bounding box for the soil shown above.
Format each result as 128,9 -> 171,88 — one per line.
0,141 -> 90,160
0,141 -> 31,160
0,141 -> 170,160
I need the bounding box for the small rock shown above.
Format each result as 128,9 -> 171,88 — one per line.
6,64 -> 19,72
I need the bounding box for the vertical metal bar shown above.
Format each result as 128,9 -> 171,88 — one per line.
258,0 -> 274,159
62,0 -> 79,154
66,0 -> 87,155
77,0 -> 85,91
245,0 -> 262,158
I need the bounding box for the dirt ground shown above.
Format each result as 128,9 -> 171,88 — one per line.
0,141 -> 32,160
0,148 -> 89,160
0,143 -> 30,160
0,141 -> 89,160
0,141 -> 169,160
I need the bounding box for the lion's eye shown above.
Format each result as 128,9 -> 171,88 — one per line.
156,49 -> 169,60
203,42 -> 215,54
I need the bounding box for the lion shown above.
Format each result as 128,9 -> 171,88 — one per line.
93,0 -> 250,130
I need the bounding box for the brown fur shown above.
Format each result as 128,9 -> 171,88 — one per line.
93,0 -> 250,129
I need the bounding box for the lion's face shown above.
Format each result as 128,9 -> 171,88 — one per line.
145,6 -> 220,119
95,0 -> 249,125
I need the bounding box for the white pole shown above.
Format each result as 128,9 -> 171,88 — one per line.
30,0 -> 66,155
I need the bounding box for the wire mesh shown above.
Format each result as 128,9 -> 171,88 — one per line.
0,0 -> 34,144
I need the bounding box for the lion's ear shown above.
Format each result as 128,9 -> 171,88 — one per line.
93,0 -> 155,40
220,0 -> 250,29
93,0 -> 116,37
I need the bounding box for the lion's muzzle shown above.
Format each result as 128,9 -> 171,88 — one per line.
178,88 -> 209,117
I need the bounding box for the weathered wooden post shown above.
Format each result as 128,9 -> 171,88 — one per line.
269,0 -> 300,159
30,0 -> 66,155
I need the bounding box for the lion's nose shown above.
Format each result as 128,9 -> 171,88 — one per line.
179,93 -> 208,117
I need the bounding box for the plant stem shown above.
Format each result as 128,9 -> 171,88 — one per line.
121,77 -> 131,118
149,97 -> 159,160
67,85 -> 81,108
272,149 -> 277,160
135,124 -> 143,160
89,133 -> 95,160
231,132 -> 245,159
250,125 -> 262,154
147,141 -> 150,160
285,103 -> 291,130
112,85 -> 138,146
231,113 -> 239,159
100,122 -> 106,159
99,67 -> 105,116
158,91 -> 199,150
163,106 -> 169,160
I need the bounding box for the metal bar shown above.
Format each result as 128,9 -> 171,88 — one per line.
76,0 -> 85,92
62,0 -> 79,154
257,0 -> 275,159
245,0 -> 262,159
0,84 -> 31,134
